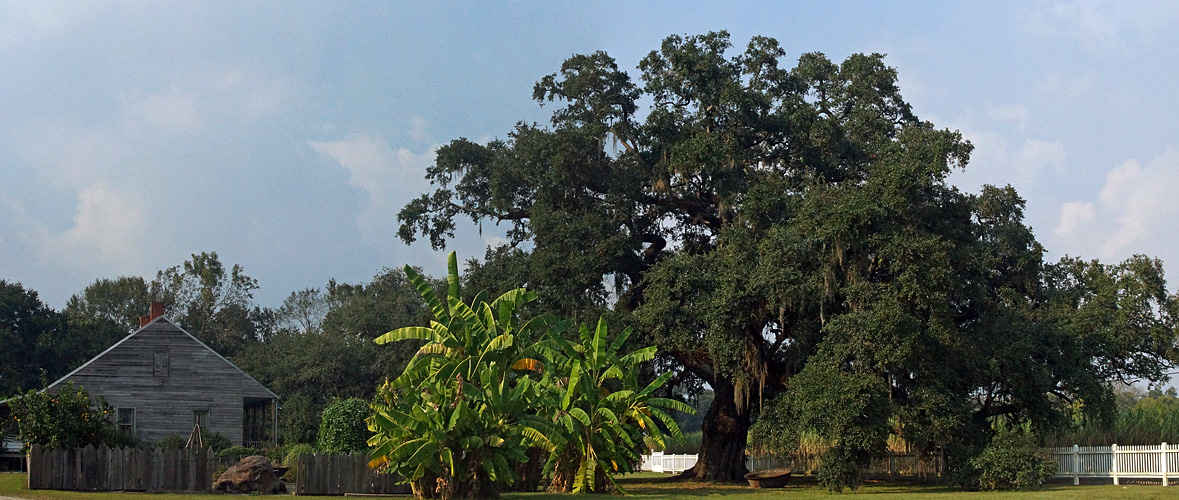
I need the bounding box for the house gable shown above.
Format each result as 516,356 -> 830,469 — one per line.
44,316 -> 277,445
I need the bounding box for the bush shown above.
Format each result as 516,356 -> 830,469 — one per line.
315,398 -> 370,453
217,445 -> 261,459
203,430 -> 232,452
971,422 -> 1055,491
155,436 -> 188,449
8,382 -> 118,452
282,443 -> 314,480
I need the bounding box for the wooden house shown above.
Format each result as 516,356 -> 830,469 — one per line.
4,309 -> 278,449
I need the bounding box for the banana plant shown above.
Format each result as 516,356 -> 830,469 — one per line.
367,252 -> 563,499
536,317 -> 694,494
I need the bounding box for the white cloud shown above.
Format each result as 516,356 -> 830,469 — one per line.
950,127 -> 1066,193
309,133 -> 436,244
121,69 -> 293,133
408,117 -> 430,144
1051,147 -> 1179,266
1054,201 -> 1096,237
1019,2 -> 1179,53
30,182 -> 147,270
0,1 -> 100,48
126,87 -> 203,132
1036,72 -> 1096,102
988,105 -> 1029,133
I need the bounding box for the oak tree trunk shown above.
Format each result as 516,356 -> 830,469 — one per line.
677,379 -> 749,482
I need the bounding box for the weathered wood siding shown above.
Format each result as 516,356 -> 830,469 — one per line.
47,318 -> 275,446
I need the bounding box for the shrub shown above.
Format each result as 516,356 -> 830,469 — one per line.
155,436 -> 188,449
282,443 -> 314,480
971,421 -> 1055,491
8,382 -> 118,452
217,445 -> 261,459
316,398 -> 370,453
203,430 -> 232,452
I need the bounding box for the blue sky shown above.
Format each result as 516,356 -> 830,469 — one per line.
2,1 -> 1178,310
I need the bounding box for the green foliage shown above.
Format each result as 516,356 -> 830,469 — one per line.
537,318 -> 693,494
203,430 -> 232,452
0,281 -> 72,397
150,251 -> 262,357
155,436 -> 188,450
216,445 -> 261,459
64,276 -> 151,334
316,398 -> 371,453
750,359 -> 889,491
233,267 -> 431,445
282,443 -> 314,480
661,431 -> 702,455
368,252 -> 561,499
1048,387 -> 1179,446
8,382 -> 118,452
396,30 -> 1179,483
971,422 -> 1055,491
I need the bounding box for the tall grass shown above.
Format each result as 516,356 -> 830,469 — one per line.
1047,394 -> 1179,446
660,431 -> 702,454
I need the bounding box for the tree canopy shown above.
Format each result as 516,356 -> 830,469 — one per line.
397,31 -> 1179,485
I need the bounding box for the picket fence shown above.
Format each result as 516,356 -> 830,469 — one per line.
26,444 -> 232,491
1046,443 -> 1179,485
641,451 -> 944,479
644,443 -> 1179,486
295,452 -> 410,495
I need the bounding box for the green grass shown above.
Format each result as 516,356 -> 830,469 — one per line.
2,471 -> 1177,500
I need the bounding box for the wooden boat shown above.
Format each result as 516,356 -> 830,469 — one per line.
744,468 -> 792,488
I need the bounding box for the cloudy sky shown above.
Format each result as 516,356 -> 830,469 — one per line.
2,1 -> 1178,309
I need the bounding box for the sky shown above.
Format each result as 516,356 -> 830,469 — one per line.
2,1 -> 1178,312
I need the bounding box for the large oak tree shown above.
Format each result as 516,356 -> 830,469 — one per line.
398,32 -> 1178,482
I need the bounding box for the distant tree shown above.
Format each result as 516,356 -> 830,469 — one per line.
277,288 -> 329,335
64,276 -> 151,334
233,267 -> 433,444
0,281 -> 69,396
151,252 -> 262,357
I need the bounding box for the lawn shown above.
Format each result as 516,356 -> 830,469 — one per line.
1,472 -> 1176,500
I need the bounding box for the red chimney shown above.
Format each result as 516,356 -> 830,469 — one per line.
139,301 -> 166,327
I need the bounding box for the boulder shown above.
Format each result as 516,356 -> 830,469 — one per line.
213,455 -> 286,494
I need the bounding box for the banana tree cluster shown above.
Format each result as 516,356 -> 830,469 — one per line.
536,318 -> 692,494
367,252 -> 691,499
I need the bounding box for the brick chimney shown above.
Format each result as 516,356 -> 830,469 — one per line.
139,301 -> 166,328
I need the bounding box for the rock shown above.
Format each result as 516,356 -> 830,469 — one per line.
213,455 -> 287,494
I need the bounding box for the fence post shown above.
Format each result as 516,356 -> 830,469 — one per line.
1072,445 -> 1080,485
1111,444 -> 1119,486
1163,442 -> 1169,487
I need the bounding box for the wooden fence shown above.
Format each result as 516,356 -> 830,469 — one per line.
26,444 -> 233,491
1046,443 -> 1179,485
747,451 -> 944,479
295,452 -> 410,496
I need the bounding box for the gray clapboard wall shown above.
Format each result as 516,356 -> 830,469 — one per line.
45,317 -> 277,446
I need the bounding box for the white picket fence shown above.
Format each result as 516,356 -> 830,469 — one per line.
1046,443 -> 1179,485
643,443 -> 1179,486
639,452 -> 698,473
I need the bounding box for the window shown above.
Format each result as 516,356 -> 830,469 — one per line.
193,409 -> 209,429
117,408 -> 135,435
153,351 -> 170,377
